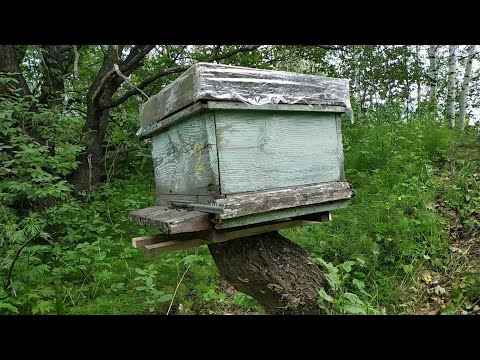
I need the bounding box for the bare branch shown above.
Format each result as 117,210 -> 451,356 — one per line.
120,45 -> 155,75
104,45 -> 262,109
105,66 -> 188,109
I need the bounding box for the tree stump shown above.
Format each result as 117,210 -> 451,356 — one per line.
208,231 -> 326,315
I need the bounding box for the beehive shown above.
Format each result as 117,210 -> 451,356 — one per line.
136,63 -> 353,230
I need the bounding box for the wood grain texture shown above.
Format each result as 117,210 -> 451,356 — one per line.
215,181 -> 352,220
151,111 -> 219,196
216,181 -> 352,220
137,102 -> 206,139
215,200 -> 348,229
215,110 -> 342,194
129,206 -> 213,234
336,113 -> 346,181
139,66 -> 196,127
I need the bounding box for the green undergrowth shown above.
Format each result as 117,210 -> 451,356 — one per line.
2,103 -> 479,314
284,118 -> 477,314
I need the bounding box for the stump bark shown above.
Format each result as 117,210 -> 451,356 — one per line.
208,231 -> 326,315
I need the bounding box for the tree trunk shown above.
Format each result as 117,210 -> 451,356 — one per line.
71,109 -> 111,190
0,45 -> 31,97
416,45 -> 421,114
428,45 -> 438,103
458,45 -> 476,132
446,45 -> 458,128
208,231 -> 326,314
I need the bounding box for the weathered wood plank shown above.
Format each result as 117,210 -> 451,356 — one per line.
137,102 -> 206,139
132,235 -> 170,248
336,113 -> 346,181
215,110 -> 342,194
135,218 -> 327,256
139,66 -> 196,128
206,101 -> 346,114
144,239 -> 210,257
129,206 -> 213,234
215,181 -> 352,220
215,200 -> 348,229
206,113 -> 220,196
151,111 -> 218,196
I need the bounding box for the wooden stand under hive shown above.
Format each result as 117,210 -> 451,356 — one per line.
129,63 -> 354,255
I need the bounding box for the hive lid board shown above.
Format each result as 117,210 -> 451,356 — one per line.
138,62 -> 351,134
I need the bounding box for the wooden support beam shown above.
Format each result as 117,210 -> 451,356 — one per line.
131,214 -> 329,257
144,239 -> 210,257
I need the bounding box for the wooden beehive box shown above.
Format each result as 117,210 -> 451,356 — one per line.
134,62 -> 353,232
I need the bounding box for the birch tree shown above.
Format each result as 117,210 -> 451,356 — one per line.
458,45 -> 476,132
428,45 -> 438,103
446,45 -> 458,127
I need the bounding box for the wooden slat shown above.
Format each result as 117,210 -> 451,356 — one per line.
215,110 -> 343,194
132,235 -> 170,248
137,102 -> 206,138
215,201 -> 347,229
129,206 -> 213,234
132,212 -> 332,256
144,239 -> 210,257
215,181 -> 353,220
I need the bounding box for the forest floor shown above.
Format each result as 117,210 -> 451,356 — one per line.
415,149 -> 480,315
4,120 -> 480,315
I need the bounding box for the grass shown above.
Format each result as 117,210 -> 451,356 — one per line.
3,115 -> 479,315
69,118 -> 479,315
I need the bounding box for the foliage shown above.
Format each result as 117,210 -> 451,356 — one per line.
2,45 -> 480,315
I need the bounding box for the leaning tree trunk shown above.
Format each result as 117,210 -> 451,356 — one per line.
208,231 -> 326,314
446,45 -> 458,128
458,45 -> 476,132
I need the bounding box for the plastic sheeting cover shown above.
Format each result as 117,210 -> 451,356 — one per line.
139,62 -> 351,131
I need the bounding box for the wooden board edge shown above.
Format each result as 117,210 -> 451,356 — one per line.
144,239 -> 210,257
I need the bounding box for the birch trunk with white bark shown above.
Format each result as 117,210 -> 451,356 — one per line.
428,45 -> 438,103
446,45 -> 458,128
458,45 -> 476,132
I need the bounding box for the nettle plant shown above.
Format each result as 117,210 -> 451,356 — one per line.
0,92 -> 83,209
315,257 -> 386,315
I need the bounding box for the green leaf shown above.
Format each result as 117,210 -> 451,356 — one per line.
0,302 -> 19,314
402,264 -> 413,274
340,261 -> 356,273
157,294 -> 173,303
352,279 -> 365,291
318,287 -> 334,303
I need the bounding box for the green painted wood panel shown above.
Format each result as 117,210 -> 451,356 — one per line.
151,111 -> 219,197
214,110 -> 342,194
215,200 -> 348,229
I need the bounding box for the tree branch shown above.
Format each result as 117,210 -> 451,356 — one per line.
120,45 -> 155,75
204,45 -> 261,62
104,45 -> 262,109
